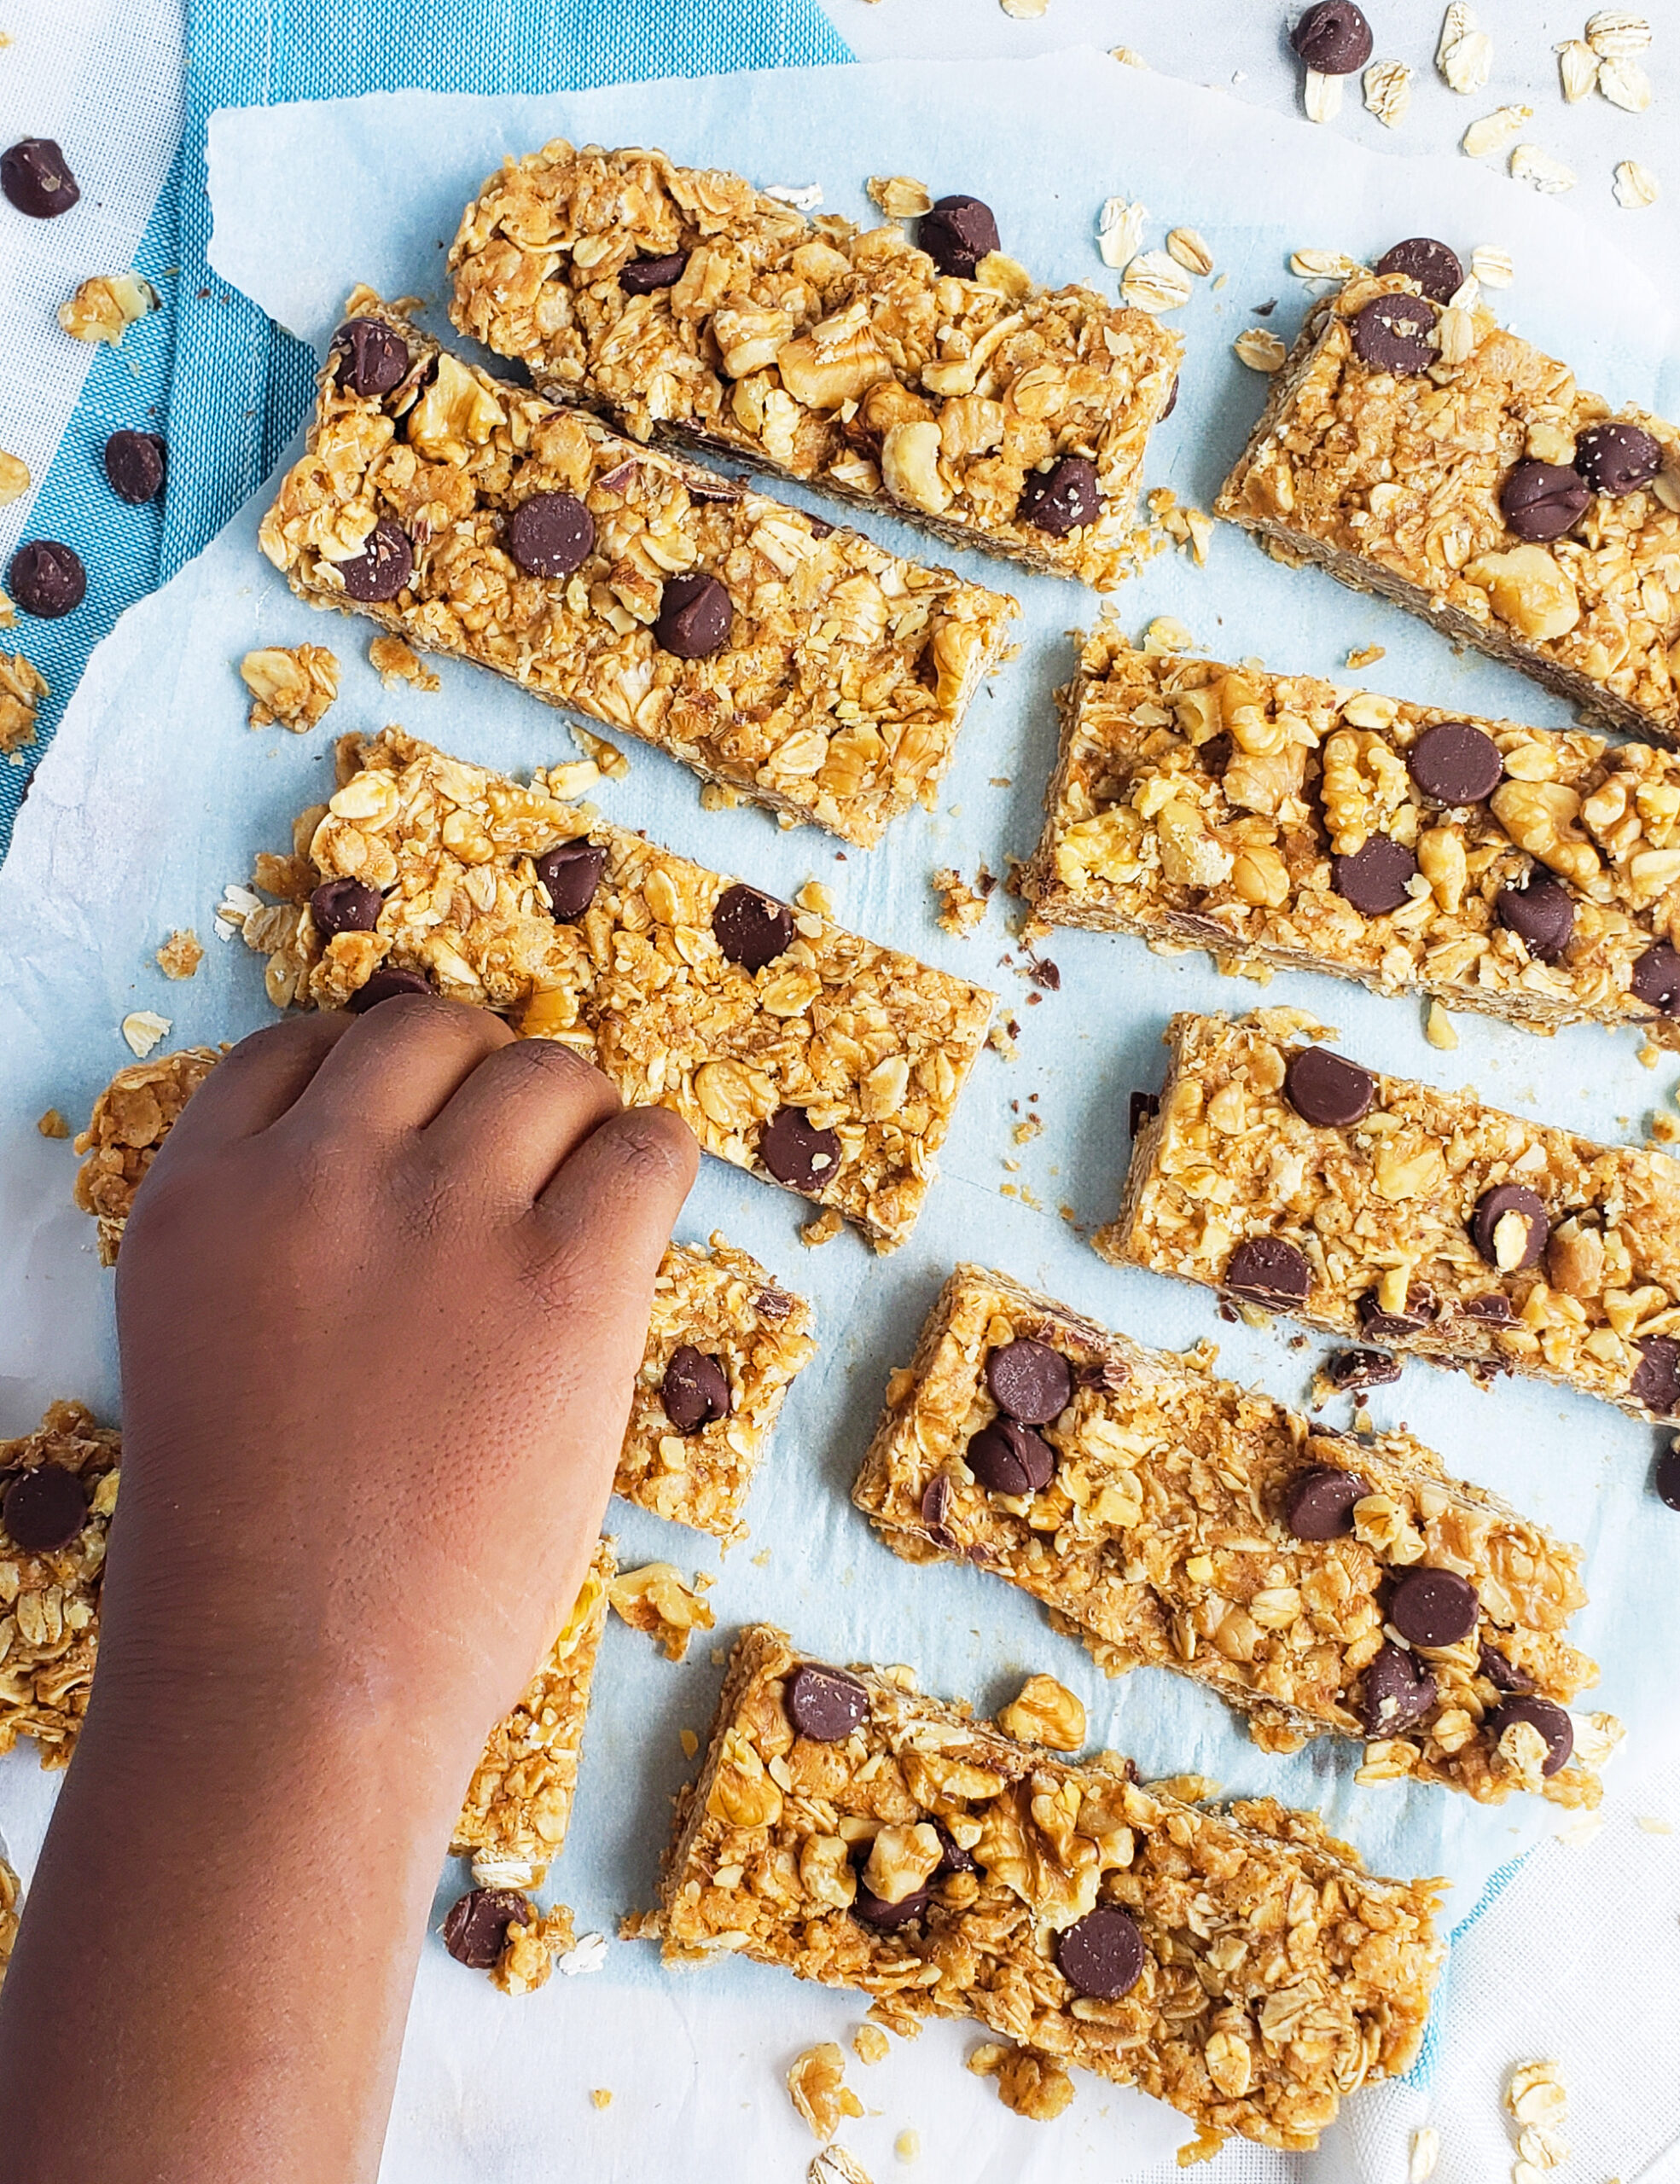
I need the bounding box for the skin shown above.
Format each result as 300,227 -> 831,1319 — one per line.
0,998 -> 697,2184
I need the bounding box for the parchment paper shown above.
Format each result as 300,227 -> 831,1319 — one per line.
2,50 -> 1676,2184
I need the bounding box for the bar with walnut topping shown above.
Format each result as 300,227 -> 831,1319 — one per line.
447,144 -> 1180,590
259,292 -> 1017,850
229,726 -> 993,1250
73,1050 -> 816,1541
853,1265 -> 1609,1805
639,1624 -> 1445,2158
1216,264 -> 1680,746
1022,629 -> 1680,1049
1103,1008 -> 1680,1422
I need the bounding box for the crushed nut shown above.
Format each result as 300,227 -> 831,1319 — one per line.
240,644 -> 340,732
369,634 -> 441,691
852,2023 -> 891,2066
995,2047 -> 1075,2122
0,651 -> 47,753
1424,1000 -> 1457,1049
572,723 -> 630,778
788,2042 -> 864,2141
607,1564 -> 716,1662
0,451 -> 29,505
590,2088 -> 612,2109
37,1107 -> 70,1139
800,1207 -> 846,1248
996,1673 -> 1086,1751
57,271 -> 158,346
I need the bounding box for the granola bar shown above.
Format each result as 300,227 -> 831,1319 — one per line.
1020,628 -> 1680,1048
1215,266 -> 1680,745
235,726 -> 994,1249
643,1625 -> 1445,2156
259,292 -> 1017,848
73,1050 -> 815,1540
1102,1008 -> 1680,1422
0,1402 -> 119,1766
853,1266 -> 1604,1805
447,144 -> 1181,589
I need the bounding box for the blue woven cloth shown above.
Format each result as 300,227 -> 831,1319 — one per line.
1,0 -> 853,858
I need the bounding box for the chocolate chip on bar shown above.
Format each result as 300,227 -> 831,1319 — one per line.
642,1626 -> 1445,2154
2,1467 -> 88,1554
1101,1008 -> 1680,1421
1216,269 -> 1680,746
853,1265 -> 1607,1805
1018,633 -> 1680,1052
262,293 -> 1016,849
443,1887 -> 533,1970
1372,239 -> 1462,305
448,146 -> 1180,589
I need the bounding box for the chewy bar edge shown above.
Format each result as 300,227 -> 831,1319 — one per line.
447,142 -> 1181,589
853,1265 -> 1607,1807
645,1624 -> 1445,2156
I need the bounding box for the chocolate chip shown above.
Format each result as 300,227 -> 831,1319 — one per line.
933,1821 -> 977,1877
619,251 -> 689,293
1324,1348 -> 1400,1392
1360,1642 -> 1436,1734
9,540 -> 85,618
1225,1235 -> 1312,1312
918,193 -> 1001,280
1479,1641 -> 1534,1694
1409,721 -> 1503,804
104,430 -> 166,505
1374,239 -> 1464,304
1350,294 -> 1435,375
1330,836 -> 1419,915
1389,1566 -> 1479,1647
1573,420 -> 1662,497
1655,1443 -> 1680,1510
1055,1908 -> 1145,2000
1456,1292 -> 1514,1324
1283,1046 -> 1375,1128
1358,1287 -> 1433,1340
330,317 -> 409,398
1283,1465 -> 1368,1539
310,878 -> 382,937
660,1345 -> 731,1433
347,967 -> 431,1012
1496,875 -> 1575,962
655,571 -> 732,658
712,882 -> 794,972
985,1339 -> 1073,1426
1129,1090 -> 1160,1136
852,1876 -> 931,1929
442,1888 -> 531,1970
1018,455 -> 1101,537
920,1472 -> 954,1541
1631,941 -> 1680,1014
1631,1334 -> 1680,1418
786,1662 -> 869,1743
965,1416 -> 1055,1497
1500,460 -> 1592,543
1489,1696 -> 1573,1776
336,518 -> 412,603
1470,1184 -> 1548,1270
1,1467 -> 87,1554
508,491 -> 595,578
1290,0 -> 1373,72
536,840 -> 607,921
2,138 -> 79,218
1160,375 -> 1179,421
761,1107 -> 841,1190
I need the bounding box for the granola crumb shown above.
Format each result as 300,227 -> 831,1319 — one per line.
932,865 -> 995,936
0,451 -> 29,505
987,1020 -> 1019,1061
0,1850 -> 20,1991
699,781 -> 739,812
853,2024 -> 891,2066
1409,2124 -> 1440,2181
966,2042 -> 1008,2077
369,634 -> 441,692
1111,45 -> 1147,67
800,1207 -> 845,1248
0,651 -> 47,752
241,643 -> 340,731
797,879 -> 835,918
57,270 -> 158,346
491,1902 -> 578,1996
572,722 -> 630,777
867,174 -> 931,219
995,2046 -> 1075,2122
607,1565 -> 715,1662
154,929 -> 204,981
1648,1111 -> 1680,1146
1424,1000 -> 1457,1050
679,1728 -> 699,1759
1012,1114 -> 1043,1145
36,1107 -> 70,1139
894,2129 -> 920,2163
788,2042 -> 864,2141
1636,1813 -> 1674,1833
120,1011 -> 171,1059
590,2088 -> 612,2110
1505,2060 -> 1568,2129
1345,642 -> 1386,669
1142,614 -> 1195,654
1639,1038 -> 1662,1067
1234,328 -> 1288,374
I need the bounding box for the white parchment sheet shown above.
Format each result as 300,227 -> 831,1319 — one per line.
2,50 -> 1677,2184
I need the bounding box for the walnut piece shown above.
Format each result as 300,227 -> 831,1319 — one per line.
57,272 -> 158,346
787,2042 -> 864,2141
996,1674 -> 1086,1751
0,651 -> 47,753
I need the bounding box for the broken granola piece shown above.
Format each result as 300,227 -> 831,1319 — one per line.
995,2046 -> 1076,2122
931,864 -> 995,936
787,2042 -> 864,2141
368,634 -> 440,692
0,651 -> 46,752
154,929 -> 203,981
607,1563 -> 716,1662
240,643 -> 340,731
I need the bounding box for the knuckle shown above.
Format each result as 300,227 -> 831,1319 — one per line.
602,1102 -> 699,1190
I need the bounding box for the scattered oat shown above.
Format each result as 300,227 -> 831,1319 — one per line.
1234,328 -> 1288,373
1510,143 -> 1577,194
894,2131 -> 920,2164
0,590 -> 13,630
1096,196 -> 1147,270
997,1673 -> 1086,1751
1437,4 -> 1492,93
607,1564 -> 715,1662
1506,2061 -> 1568,2130
678,1727 -> 699,1759
0,450 -> 28,505
1636,1813 -> 1675,1833
1121,249 -> 1192,313
932,864 -> 995,936
800,1206 -> 845,1248
37,1107 -> 70,1139
1363,60 -> 1413,128
1587,9 -> 1651,56
1518,2123 -> 1571,2170
1409,2126 -> 1440,2183
557,1931 -> 607,1977
1142,615 -> 1194,655
1346,642 -> 1386,668
999,0 -> 1049,15
1290,247 -> 1363,282
852,2024 -> 891,2067
120,1012 -> 171,1060
1471,244 -> 1514,287
1598,54 -> 1653,110
809,2152 -> 874,2184
764,183 -> 823,212
1556,38 -> 1600,102
1111,45 -> 1147,67
1304,68 -> 1344,124
868,174 -> 931,219
58,271 -> 158,346
994,2046 -> 1075,2122
1614,158 -> 1661,206
788,2043 -> 864,2142
1554,1807 -> 1606,1847
1462,104 -> 1532,157
240,643 -> 340,731
1166,226 -> 1213,277
154,929 -> 204,981
590,2088 -> 612,2110
369,633 -> 440,691
0,651 -> 47,753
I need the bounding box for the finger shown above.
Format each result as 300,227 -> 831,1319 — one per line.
421,1037 -> 621,1202
276,993 -> 514,1136
141,1016 -> 352,1156
533,1101 -> 698,1267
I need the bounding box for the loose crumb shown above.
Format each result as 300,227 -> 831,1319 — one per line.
1012,1114 -> 1043,1146
590,2088 -> 612,2110
932,865 -> 995,936
155,929 -> 204,981
572,722 -> 629,777
893,2129 -> 920,2163
1424,999 -> 1457,1050
36,1108 -> 70,1140
0,651 -> 47,753
0,451 -> 30,505
698,781 -> 739,812
1407,2125 -> 1439,2182
678,1728 -> 699,1759
606,1565 -> 715,1663
1636,1813 -> 1674,1833
369,634 -> 441,692
1639,1037 -> 1662,1067
1346,642 -> 1386,669
800,1206 -> 845,1248
797,879 -> 835,918
787,2042 -> 864,2141
852,2024 -> 891,2066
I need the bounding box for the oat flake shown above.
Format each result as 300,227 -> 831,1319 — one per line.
1510,143 -> 1577,194
1363,59 -> 1413,127
1121,250 -> 1193,312
1614,157 -> 1661,206
1462,104 -> 1532,157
